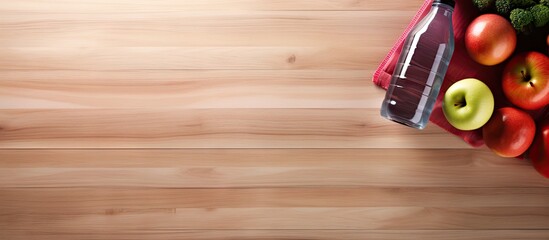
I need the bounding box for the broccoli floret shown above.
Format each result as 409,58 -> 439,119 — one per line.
511,0 -> 537,8
496,0 -> 513,15
531,4 -> 549,27
510,8 -> 535,33
540,0 -> 549,6
473,0 -> 495,11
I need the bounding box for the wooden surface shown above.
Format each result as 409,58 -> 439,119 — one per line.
1,0 -> 549,239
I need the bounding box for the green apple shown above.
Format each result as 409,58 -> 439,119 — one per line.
442,78 -> 494,131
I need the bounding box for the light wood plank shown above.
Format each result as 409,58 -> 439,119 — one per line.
2,230 -> 548,240
0,46 -> 379,70
2,207 -> 548,230
0,0 -> 425,12
1,188 -> 548,210
0,149 -> 484,168
0,109 -> 471,149
0,11 -> 414,48
0,70 -> 379,109
0,149 -> 546,187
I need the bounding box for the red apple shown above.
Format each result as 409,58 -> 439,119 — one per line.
528,117 -> 549,178
502,51 -> 549,110
482,107 -> 536,158
465,14 -> 516,66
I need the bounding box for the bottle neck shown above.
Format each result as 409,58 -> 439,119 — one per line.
432,2 -> 454,12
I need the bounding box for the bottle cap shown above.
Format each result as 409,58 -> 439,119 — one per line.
434,0 -> 455,8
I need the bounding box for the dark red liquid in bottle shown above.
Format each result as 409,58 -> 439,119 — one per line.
380,2 -> 454,129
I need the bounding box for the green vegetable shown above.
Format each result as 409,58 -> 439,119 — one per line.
530,4 -> 549,27
473,0 -> 548,34
496,0 -> 513,15
510,8 -> 535,33
493,0 -> 535,14
473,0 -> 495,11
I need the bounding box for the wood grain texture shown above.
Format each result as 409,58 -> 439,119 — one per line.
0,109 -> 471,149
3,207 -> 549,230
1,0 -> 548,239
2,187 -> 549,209
2,230 -> 547,240
0,70 -> 376,108
0,46 -> 381,70
0,0 -> 425,12
0,149 -> 547,187
0,12 -> 414,48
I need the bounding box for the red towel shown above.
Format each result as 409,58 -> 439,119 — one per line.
373,0 -> 549,148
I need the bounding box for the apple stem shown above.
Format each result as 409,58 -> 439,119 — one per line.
530,81 -> 534,87
454,102 -> 465,107
521,70 -> 532,82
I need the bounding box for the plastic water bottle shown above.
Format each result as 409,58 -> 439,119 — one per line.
380,0 -> 455,129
